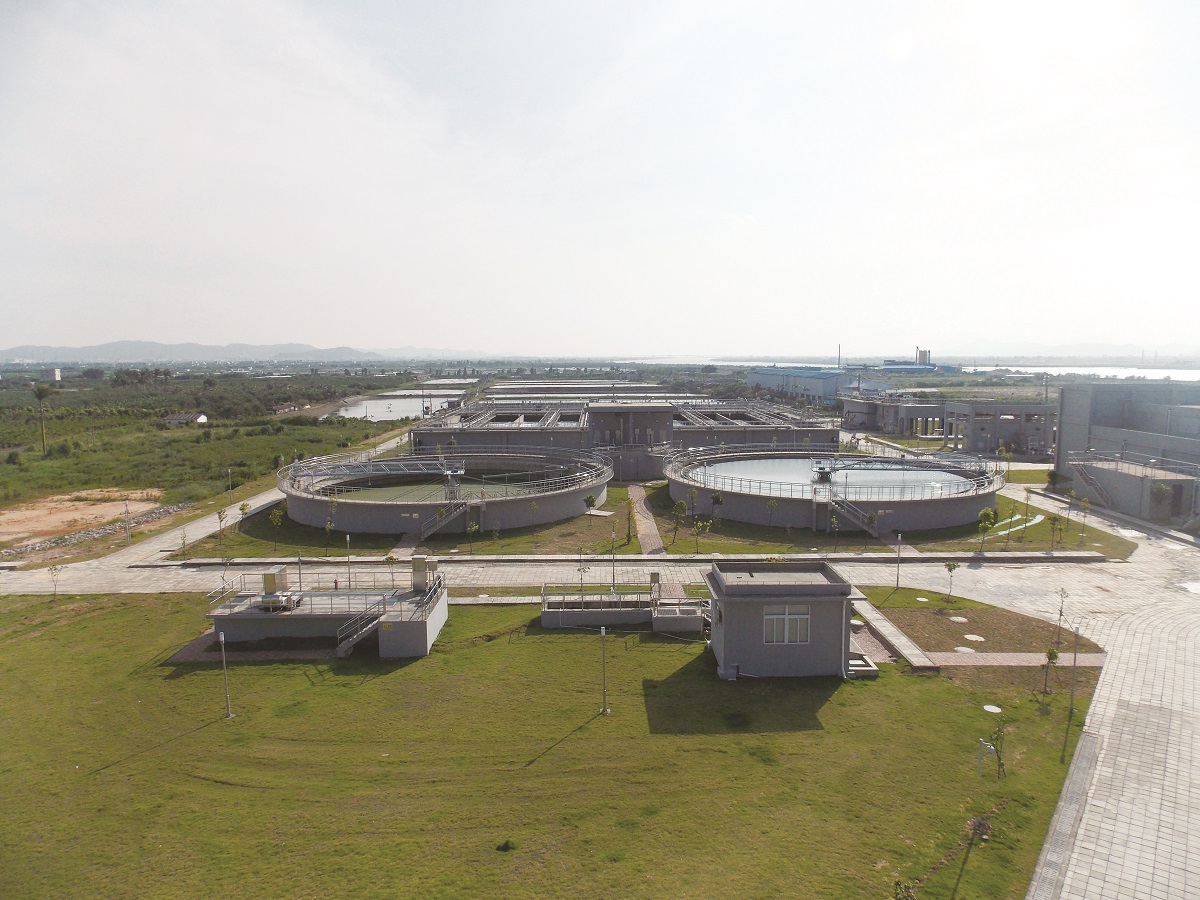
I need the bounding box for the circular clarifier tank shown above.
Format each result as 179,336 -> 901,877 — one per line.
664,445 -> 1002,534
280,446 -> 612,536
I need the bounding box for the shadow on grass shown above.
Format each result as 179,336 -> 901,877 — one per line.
642,654 -> 838,734
86,718 -> 221,776
523,712 -> 605,768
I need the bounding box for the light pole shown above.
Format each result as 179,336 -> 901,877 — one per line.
1070,625 -> 1080,715
611,526 -> 616,587
895,533 -> 902,589
219,632 -> 234,719
601,626 -> 610,715
227,468 -> 233,506
346,534 -> 351,590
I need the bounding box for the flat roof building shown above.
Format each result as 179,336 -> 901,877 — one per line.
705,561 -> 866,680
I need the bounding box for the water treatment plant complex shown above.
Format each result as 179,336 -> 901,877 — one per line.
280,380 -> 1006,537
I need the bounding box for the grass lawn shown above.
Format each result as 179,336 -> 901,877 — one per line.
0,593 -> 1091,897
1003,469 -> 1051,485
419,485 -> 642,556
173,502 -> 399,559
905,495 -> 1136,559
642,482 -> 889,556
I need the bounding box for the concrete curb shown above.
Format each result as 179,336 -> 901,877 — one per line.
136,550 -> 1107,569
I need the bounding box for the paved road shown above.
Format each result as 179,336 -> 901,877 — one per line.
3,481 -> 1199,899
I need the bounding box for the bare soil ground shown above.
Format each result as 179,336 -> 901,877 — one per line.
0,489 -> 161,545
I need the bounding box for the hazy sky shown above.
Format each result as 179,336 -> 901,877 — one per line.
2,1 -> 1197,358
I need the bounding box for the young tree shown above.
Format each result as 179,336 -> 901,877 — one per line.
216,508 -> 227,546
1150,482 -> 1172,518
691,517 -> 711,553
325,497 -> 338,551
710,492 -> 724,530
1046,469 -> 1060,491
1048,514 -> 1063,551
830,514 -> 840,552
528,500 -> 539,527
33,383 -> 55,455
944,561 -> 960,601
687,486 -> 698,517
48,564 -> 63,602
671,500 -> 688,543
866,511 -> 877,537
1063,488 -> 1077,530
998,445 -> 1013,476
269,504 -> 285,550
977,507 -> 996,551
238,502 -> 251,531
584,494 -> 596,511
766,497 -> 778,527
1042,646 -> 1060,697
1078,497 -> 1090,540
1020,487 -> 1033,541
467,521 -> 479,552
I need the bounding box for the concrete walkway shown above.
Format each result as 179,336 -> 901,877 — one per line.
925,651 -> 1107,667
626,483 -> 665,555
852,599 -> 937,669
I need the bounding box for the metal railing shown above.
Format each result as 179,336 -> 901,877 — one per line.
1067,450 -> 1200,480
420,501 -> 469,539
280,446 -> 613,504
336,596 -> 389,644
663,444 -> 1003,502
207,574 -> 251,606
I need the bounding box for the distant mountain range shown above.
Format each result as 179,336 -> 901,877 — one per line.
0,341 -> 465,364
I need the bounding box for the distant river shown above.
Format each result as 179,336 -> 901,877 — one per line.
964,366 -> 1200,381
328,390 -> 464,421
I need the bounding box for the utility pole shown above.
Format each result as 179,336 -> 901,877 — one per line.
219,632 -> 234,719
895,533 -> 903,589
601,626 -> 610,715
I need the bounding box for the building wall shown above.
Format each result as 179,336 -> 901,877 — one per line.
287,483 -> 606,535
669,477 -> 997,532
208,613 -> 357,642
711,597 -> 849,678
378,589 -> 448,658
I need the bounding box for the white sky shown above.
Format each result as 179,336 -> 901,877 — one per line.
1,1 -> 1197,358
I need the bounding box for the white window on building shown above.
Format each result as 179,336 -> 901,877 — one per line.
763,604 -> 810,644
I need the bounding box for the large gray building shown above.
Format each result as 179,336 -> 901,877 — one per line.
942,400 -> 1057,456
747,367 -> 891,405
1056,382 -> 1200,524
412,393 -> 838,480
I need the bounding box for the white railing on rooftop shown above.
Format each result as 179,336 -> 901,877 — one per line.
663,444 -> 1002,502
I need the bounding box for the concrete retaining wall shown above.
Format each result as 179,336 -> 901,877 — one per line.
287,483 -> 607,535
378,589 -> 448,658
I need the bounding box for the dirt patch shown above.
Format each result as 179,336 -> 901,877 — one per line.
882,607 -> 1104,655
0,489 -> 162,545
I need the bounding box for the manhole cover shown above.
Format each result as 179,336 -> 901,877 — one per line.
983,704 -> 1002,714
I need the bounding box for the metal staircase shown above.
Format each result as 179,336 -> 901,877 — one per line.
418,500 -> 469,540
335,596 -> 391,658
1068,461 -> 1114,509
830,493 -> 878,537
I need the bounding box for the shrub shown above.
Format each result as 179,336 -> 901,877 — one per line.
4,450 -> 21,466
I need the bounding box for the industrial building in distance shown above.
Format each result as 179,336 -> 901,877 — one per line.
410,380 -> 837,481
